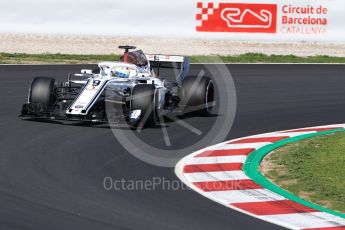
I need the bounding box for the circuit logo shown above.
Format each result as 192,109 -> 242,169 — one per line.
196,2 -> 277,33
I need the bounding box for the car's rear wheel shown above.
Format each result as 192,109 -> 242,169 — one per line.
180,75 -> 215,116
131,84 -> 157,127
29,76 -> 57,110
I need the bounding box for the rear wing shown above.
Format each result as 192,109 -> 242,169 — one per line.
145,54 -> 190,85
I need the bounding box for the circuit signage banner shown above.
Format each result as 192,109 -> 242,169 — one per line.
0,0 -> 344,42
196,0 -> 335,38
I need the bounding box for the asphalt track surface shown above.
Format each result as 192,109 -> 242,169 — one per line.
0,64 -> 345,230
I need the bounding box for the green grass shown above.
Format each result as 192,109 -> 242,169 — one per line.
0,53 -> 120,64
191,53 -> 345,63
0,52 -> 345,64
263,132 -> 345,213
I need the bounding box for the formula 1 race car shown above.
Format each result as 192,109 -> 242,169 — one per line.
20,46 -> 215,127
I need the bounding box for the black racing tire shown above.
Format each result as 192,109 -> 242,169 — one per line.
131,84 -> 157,127
29,77 -> 57,110
180,75 -> 215,116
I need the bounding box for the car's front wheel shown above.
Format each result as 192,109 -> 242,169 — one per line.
29,76 -> 57,111
131,84 -> 157,127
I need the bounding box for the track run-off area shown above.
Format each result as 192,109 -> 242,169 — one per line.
176,124 -> 345,229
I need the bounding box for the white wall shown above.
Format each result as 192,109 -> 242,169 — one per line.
0,0 -> 344,42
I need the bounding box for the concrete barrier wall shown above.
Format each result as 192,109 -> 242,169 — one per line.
0,0 -> 344,42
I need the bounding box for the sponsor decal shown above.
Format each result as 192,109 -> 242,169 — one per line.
196,2 -> 277,33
